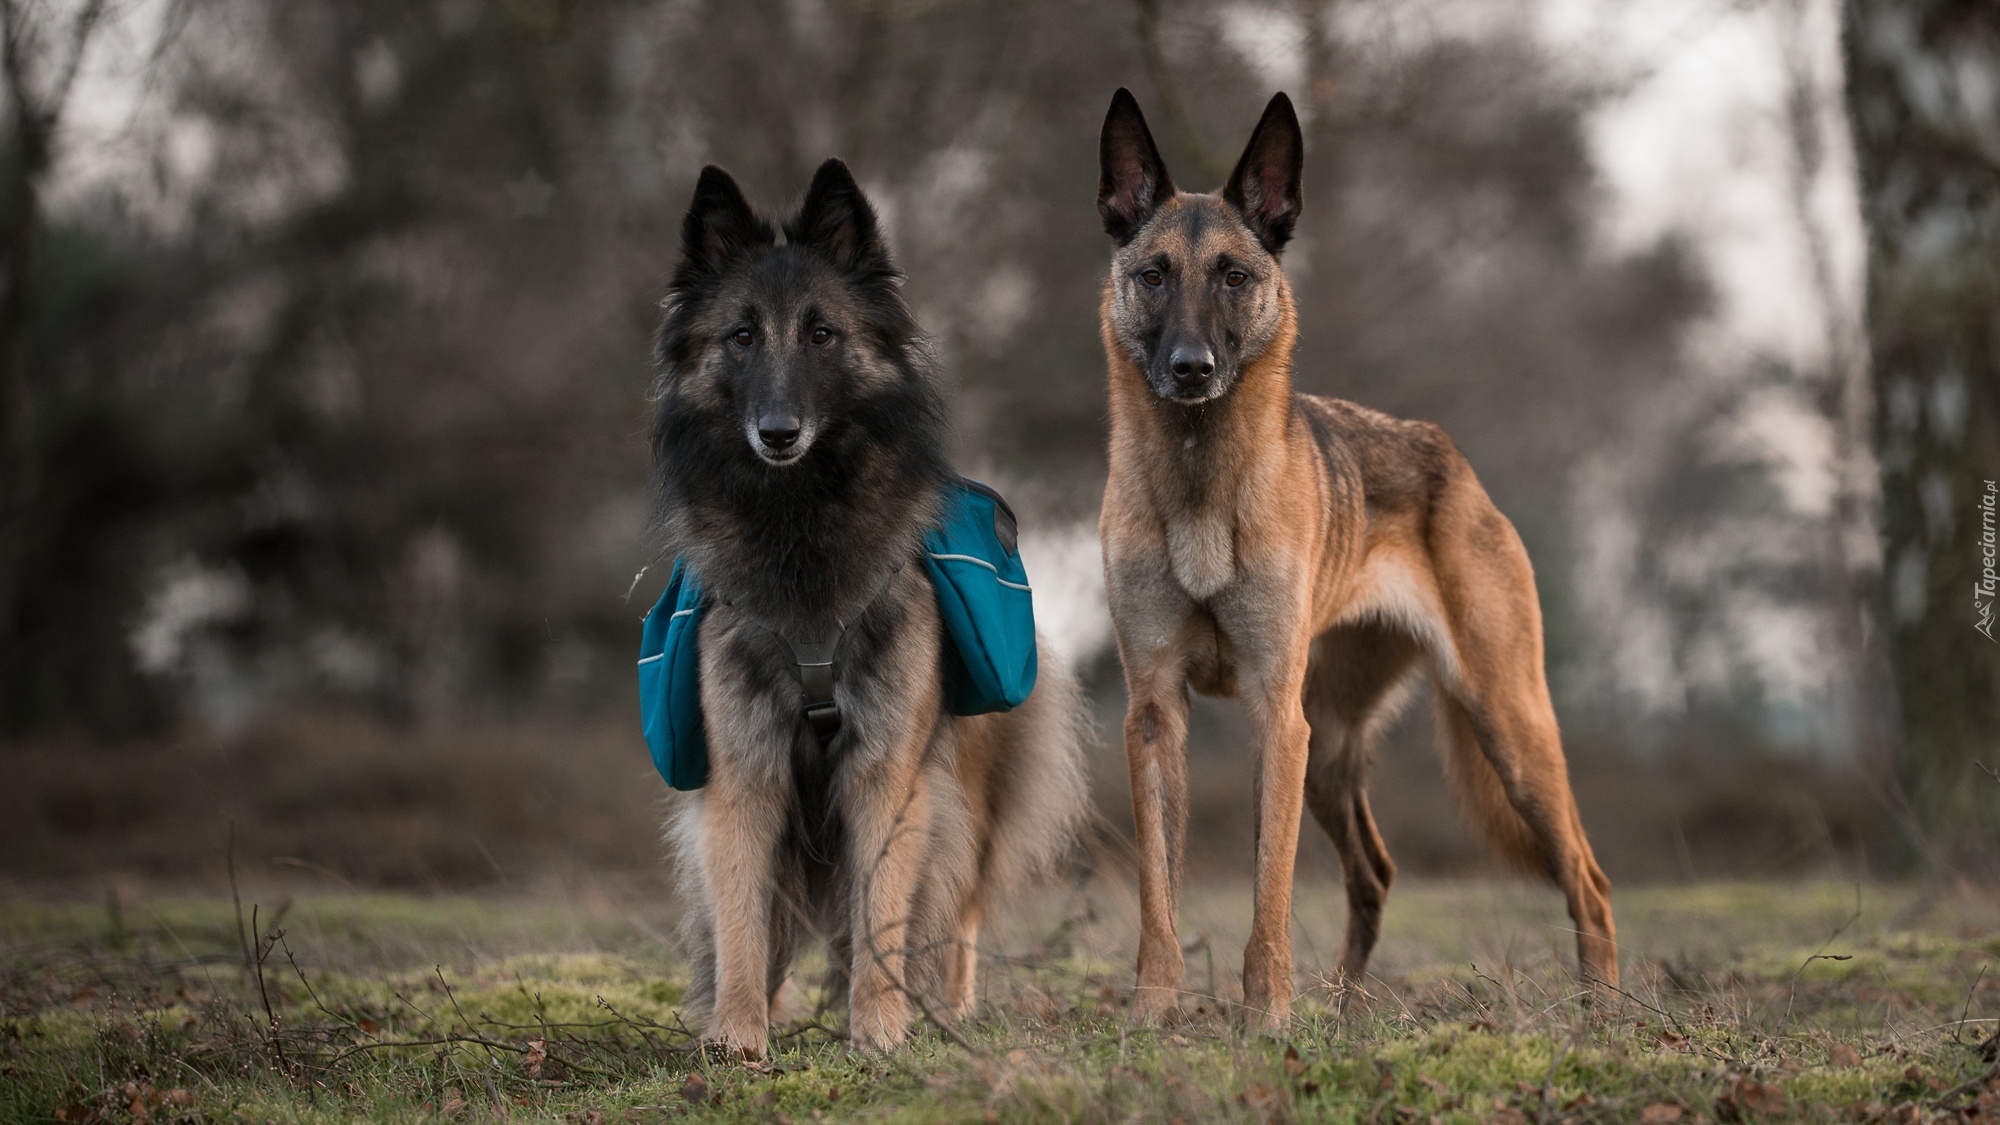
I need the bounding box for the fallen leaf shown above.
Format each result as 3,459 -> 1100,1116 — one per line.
679,1074 -> 710,1106
1829,1043 -> 1860,1067
1660,1031 -> 1689,1050
1733,1077 -> 1786,1116
1239,1082 -> 1284,1109
525,1038 -> 548,1079
1169,1034 -> 1190,1047
1486,1109 -> 1528,1125
1637,1104 -> 1683,1124
1284,1045 -> 1305,1079
356,1017 -> 379,1034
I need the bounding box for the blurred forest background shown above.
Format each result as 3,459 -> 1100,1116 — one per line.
0,0 -> 1993,890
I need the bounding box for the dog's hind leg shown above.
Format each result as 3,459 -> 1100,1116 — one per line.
943,900 -> 982,1020
1432,691 -> 1617,985
1426,480 -> 1618,987
1302,623 -> 1423,988
765,857 -> 812,1019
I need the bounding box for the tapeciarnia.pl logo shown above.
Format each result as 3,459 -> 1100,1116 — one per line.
1979,479 -> 1997,642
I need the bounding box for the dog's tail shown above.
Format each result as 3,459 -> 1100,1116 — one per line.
1432,692 -> 1547,876
975,638 -> 1092,895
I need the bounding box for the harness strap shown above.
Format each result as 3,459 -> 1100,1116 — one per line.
785,628 -> 843,743
734,559 -> 905,748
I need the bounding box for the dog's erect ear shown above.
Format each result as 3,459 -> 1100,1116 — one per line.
790,158 -> 893,276
1223,92 -> 1304,254
678,165 -> 773,277
1098,88 -> 1175,245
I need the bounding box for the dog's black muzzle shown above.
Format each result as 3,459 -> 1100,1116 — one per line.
1151,342 -> 1230,404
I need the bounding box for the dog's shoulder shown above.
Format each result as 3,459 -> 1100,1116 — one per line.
1294,393 -> 1460,513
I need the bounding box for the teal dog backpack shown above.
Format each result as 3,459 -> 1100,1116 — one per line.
635,557 -> 707,790
637,477 -> 1038,791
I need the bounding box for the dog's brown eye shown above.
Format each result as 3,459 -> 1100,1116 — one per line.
1140,269 -> 1164,288
1225,270 -> 1248,288
732,329 -> 753,347
811,326 -> 833,345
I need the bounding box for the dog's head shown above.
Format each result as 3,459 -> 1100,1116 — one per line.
1097,88 -> 1303,406
655,158 -> 920,467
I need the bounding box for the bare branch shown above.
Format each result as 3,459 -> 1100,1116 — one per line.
1133,0 -> 1228,184
43,0 -> 107,127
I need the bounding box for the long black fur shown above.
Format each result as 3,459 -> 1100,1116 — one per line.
651,160 -> 954,635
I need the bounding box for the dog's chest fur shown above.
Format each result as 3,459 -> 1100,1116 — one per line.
1155,433 -> 1238,600
1167,504 -> 1234,600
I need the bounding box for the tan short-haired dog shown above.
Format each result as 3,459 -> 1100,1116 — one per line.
1094,88 -> 1618,1029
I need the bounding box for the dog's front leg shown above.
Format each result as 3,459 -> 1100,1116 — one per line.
1121,657 -> 1193,1023
1239,621 -> 1314,1033
843,750 -> 935,1050
695,767 -> 786,1059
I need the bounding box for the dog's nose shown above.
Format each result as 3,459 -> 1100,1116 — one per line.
1169,345 -> 1215,384
757,414 -> 801,451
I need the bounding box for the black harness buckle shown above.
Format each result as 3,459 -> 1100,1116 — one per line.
787,630 -> 843,744
742,560 -> 904,749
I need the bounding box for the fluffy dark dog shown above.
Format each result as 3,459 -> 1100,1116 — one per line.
650,159 -> 1086,1058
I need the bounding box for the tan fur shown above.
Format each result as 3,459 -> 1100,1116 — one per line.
1100,195 -> 1618,1031
665,593 -> 1088,1058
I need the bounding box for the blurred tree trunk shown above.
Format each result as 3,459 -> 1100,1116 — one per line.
0,0 -> 104,715
1844,0 -> 2000,864
1777,0 -> 1900,764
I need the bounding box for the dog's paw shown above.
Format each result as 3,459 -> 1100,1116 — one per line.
847,986 -> 913,1052
1237,992 -> 1294,1038
848,1022 -> 909,1054
1128,986 -> 1183,1026
700,1034 -> 766,1065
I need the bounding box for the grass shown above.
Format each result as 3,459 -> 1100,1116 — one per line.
1,877 -> 1994,1123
